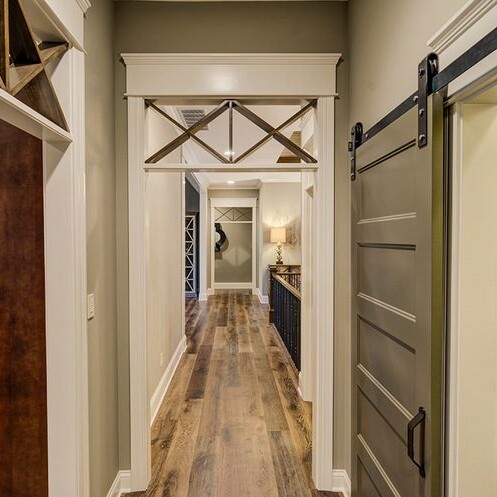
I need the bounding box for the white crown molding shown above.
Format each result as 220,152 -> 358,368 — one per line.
123,53 -> 340,97
75,0 -> 91,13
121,53 -> 342,67
428,0 -> 497,53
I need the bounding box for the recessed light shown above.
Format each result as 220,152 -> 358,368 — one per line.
224,150 -> 235,157
227,180 -> 235,185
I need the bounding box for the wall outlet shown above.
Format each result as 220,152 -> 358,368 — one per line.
160,352 -> 164,367
87,294 -> 95,320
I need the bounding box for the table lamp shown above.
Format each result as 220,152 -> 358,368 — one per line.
270,227 -> 287,265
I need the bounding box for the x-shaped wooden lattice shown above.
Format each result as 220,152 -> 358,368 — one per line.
0,0 -> 69,130
145,99 -> 317,164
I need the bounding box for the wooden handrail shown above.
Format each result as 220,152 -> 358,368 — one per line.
272,273 -> 301,299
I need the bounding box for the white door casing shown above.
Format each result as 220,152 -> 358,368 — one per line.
123,53 -> 341,492
426,2 -> 497,496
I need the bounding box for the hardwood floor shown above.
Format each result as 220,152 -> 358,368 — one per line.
125,290 -> 340,497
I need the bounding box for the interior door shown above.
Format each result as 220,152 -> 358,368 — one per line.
0,119 -> 48,497
352,94 -> 444,497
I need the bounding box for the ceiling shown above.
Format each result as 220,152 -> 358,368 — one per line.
162,102 -> 309,188
164,103 -> 305,165
204,171 -> 301,189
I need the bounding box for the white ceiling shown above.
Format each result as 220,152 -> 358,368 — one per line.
165,103 -> 307,188
205,171 -> 301,189
167,103 -> 303,165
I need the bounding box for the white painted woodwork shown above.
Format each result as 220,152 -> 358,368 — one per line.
128,97 -> 152,490
24,0 -> 87,50
427,3 -> 497,495
312,97 -> 335,490
43,30 -> 89,497
0,2 -> 93,494
428,0 -> 497,98
124,52 -> 341,492
121,53 -> 340,97
145,163 -> 319,172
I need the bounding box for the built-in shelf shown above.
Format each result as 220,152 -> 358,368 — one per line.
0,88 -> 72,143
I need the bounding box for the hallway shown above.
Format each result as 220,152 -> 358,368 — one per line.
126,291 -> 338,497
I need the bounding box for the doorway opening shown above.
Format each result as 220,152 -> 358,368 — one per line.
140,98 -> 320,495
124,52 -> 340,493
446,80 -> 497,497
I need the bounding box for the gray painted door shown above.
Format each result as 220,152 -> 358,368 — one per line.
352,95 -> 444,497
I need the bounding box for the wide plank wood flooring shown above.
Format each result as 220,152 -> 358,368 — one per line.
125,290 -> 340,497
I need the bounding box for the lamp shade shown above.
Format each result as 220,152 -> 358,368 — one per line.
270,227 -> 286,244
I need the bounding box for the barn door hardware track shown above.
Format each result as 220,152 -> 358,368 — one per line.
350,25 -> 497,157
145,99 -> 317,165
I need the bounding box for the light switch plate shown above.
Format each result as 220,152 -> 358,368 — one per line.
87,294 -> 95,320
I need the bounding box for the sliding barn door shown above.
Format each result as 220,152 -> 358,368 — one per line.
0,120 -> 48,497
352,94 -> 444,497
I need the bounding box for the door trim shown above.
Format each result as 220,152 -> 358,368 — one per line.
426,2 -> 497,495
0,8 -> 89,496
124,52 -> 341,491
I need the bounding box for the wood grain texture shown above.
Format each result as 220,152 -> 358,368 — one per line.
0,0 -> 69,129
124,290 -> 341,497
0,119 -> 48,497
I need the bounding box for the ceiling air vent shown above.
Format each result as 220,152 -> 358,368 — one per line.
180,109 -> 208,131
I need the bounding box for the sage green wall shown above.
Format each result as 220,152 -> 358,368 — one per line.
115,0 -> 349,471
348,0 -> 468,127
145,109 -> 184,407
85,0 -> 119,496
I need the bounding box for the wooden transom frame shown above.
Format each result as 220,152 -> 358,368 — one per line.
145,99 -> 317,165
0,0 -> 69,130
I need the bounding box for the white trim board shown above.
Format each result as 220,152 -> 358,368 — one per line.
122,53 -> 341,66
105,471 -> 131,497
332,470 -> 351,497
428,0 -> 497,54
426,3 -> 497,496
150,336 -> 187,426
121,53 -> 341,97
427,0 -> 497,98
125,53 -> 339,492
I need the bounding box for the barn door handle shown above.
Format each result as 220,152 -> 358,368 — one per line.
407,407 -> 426,478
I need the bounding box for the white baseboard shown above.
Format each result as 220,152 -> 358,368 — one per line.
150,335 -> 187,426
207,287 -> 215,296
332,469 -> 351,497
255,287 -> 269,304
106,470 -> 131,497
198,292 -> 208,301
